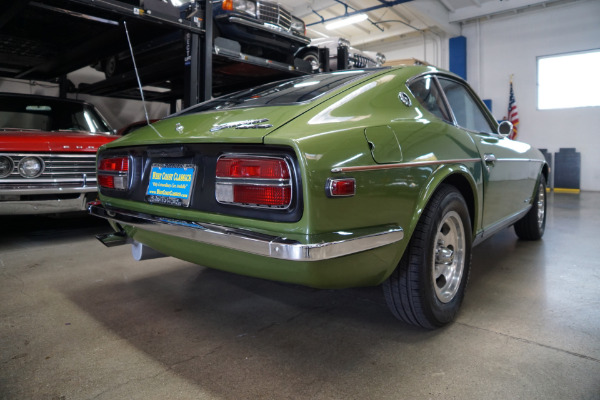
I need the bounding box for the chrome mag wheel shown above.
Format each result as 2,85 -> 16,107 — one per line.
432,210 -> 466,303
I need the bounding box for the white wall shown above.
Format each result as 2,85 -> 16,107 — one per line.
462,0 -> 600,191
361,32 -> 448,69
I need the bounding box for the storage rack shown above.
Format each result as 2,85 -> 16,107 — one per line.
0,0 -> 311,108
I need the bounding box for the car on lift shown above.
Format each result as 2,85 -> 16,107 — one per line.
94,0 -> 311,78
89,65 -> 548,328
213,0 -> 310,64
0,93 -> 118,215
298,37 -> 386,72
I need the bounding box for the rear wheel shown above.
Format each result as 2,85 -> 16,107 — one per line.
514,174 -> 546,240
383,185 -> 472,328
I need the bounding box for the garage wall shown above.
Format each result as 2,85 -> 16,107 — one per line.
363,33 -> 448,68
462,0 -> 600,191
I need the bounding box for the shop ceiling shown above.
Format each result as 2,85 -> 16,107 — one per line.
284,0 -> 579,48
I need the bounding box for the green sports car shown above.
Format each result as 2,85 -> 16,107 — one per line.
90,66 -> 548,328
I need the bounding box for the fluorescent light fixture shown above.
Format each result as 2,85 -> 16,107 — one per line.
326,13 -> 368,30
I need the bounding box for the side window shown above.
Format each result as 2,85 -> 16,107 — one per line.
408,76 -> 452,123
437,78 -> 493,133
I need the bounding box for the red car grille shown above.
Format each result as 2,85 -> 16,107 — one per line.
0,153 -> 98,191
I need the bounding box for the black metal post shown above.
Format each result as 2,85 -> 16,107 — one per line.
183,0 -> 212,107
319,47 -> 330,72
337,46 -> 349,70
200,0 -> 212,102
58,75 -> 69,98
183,31 -> 199,108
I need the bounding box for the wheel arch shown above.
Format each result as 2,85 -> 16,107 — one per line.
541,162 -> 550,184
409,165 -> 479,242
526,161 -> 550,202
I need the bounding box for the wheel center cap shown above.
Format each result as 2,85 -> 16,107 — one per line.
436,248 -> 454,265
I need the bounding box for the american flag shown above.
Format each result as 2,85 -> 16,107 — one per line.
507,78 -> 519,140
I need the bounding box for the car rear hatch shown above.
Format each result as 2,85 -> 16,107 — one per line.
107,105 -> 314,147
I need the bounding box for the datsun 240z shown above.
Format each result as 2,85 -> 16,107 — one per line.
89,66 -> 548,328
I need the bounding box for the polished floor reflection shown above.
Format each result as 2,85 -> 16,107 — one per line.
1,192 -> 599,399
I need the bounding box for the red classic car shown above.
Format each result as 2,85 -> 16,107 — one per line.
0,93 -> 119,214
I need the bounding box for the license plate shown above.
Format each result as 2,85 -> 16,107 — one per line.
146,163 -> 196,207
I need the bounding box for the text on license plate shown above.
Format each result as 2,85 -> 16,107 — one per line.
146,163 -> 196,207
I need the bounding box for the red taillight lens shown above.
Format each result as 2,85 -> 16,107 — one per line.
99,157 -> 129,172
215,155 -> 293,208
97,175 -> 115,189
233,185 -> 291,206
98,157 -> 129,190
326,178 -> 356,197
216,157 -> 290,179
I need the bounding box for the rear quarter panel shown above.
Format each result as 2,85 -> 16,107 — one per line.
265,67 -> 483,247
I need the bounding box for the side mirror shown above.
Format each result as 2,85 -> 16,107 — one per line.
497,120 -> 513,137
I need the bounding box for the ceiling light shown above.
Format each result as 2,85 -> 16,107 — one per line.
326,13 -> 368,30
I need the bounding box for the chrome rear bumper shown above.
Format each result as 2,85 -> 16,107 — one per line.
88,204 -> 403,262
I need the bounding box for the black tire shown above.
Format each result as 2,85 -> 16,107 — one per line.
514,174 -> 547,240
301,50 -> 320,72
383,184 -> 472,329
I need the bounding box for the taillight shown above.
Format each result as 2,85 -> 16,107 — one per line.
215,155 -> 292,208
98,156 -> 129,190
216,157 -> 290,179
326,178 -> 356,197
99,158 -> 129,172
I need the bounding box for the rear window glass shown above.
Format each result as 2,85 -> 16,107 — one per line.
179,70 -> 375,114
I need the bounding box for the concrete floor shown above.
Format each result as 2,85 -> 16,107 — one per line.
1,192 -> 599,400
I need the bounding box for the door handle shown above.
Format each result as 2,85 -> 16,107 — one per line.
484,153 -> 497,164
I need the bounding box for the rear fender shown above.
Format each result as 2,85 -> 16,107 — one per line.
408,164 -> 480,242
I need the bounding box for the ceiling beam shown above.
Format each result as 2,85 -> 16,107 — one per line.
404,0 -> 460,36
292,0 -> 345,18
305,0 -> 414,26
449,0 -> 557,22
437,0 -> 455,12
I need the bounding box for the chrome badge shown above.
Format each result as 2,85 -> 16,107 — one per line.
398,92 -> 412,107
175,123 -> 184,134
210,119 -> 272,132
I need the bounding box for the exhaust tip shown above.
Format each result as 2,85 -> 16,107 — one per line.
131,241 -> 167,261
96,232 -> 129,247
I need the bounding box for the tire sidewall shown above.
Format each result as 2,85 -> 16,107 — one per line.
301,50 -> 320,72
415,188 -> 472,326
514,173 -> 547,240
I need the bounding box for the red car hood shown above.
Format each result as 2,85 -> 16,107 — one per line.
0,130 -> 118,153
